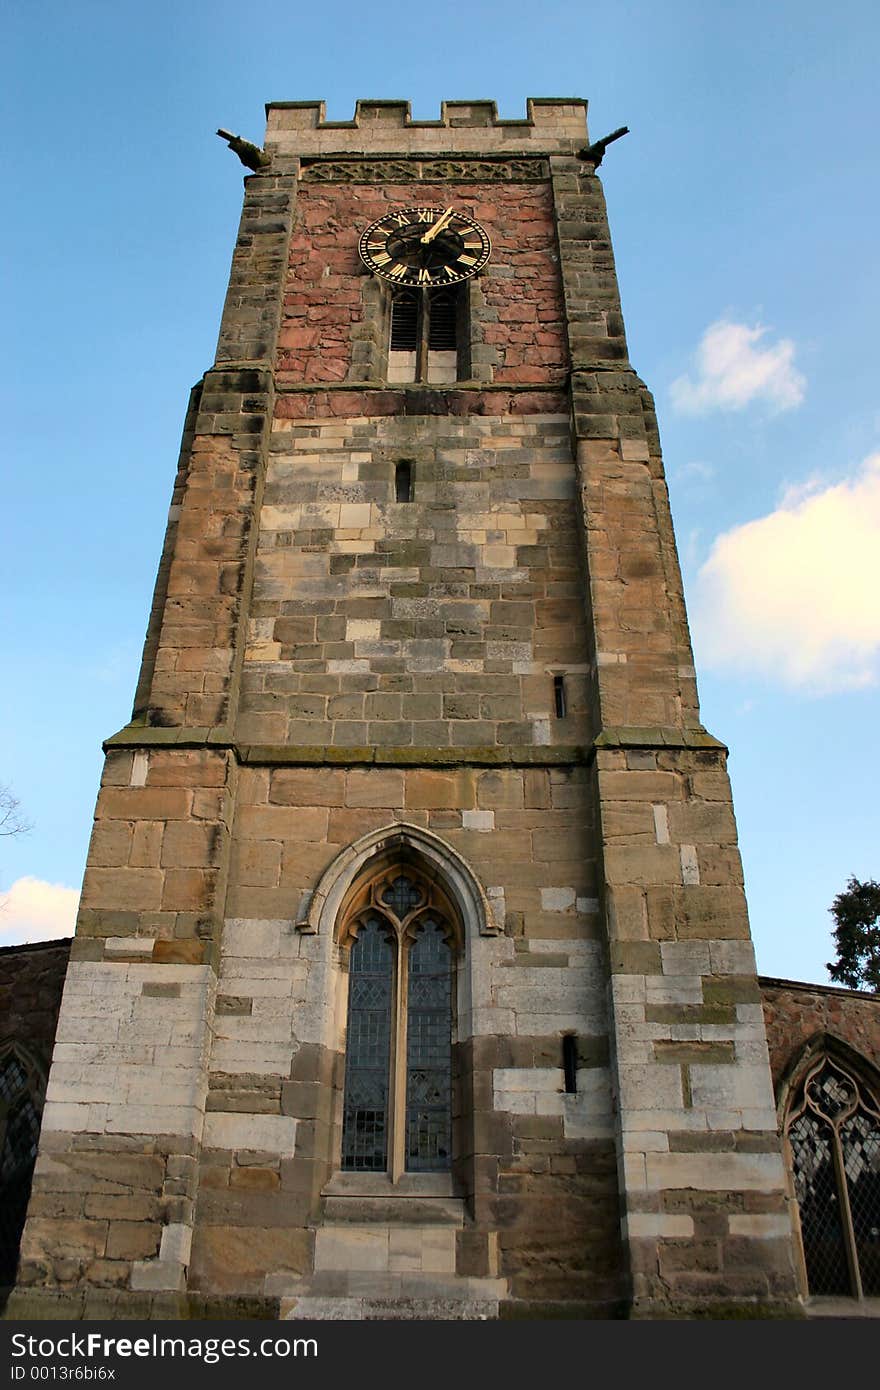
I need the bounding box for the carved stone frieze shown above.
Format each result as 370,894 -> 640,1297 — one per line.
300,157 -> 549,183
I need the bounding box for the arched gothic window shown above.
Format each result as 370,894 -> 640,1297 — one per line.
338,865 -> 459,1180
786,1053 -> 880,1298
0,1044 -> 45,1289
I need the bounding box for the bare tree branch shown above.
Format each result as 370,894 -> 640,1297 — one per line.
0,783 -> 33,838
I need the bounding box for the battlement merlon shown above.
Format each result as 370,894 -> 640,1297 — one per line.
263,97 -> 588,157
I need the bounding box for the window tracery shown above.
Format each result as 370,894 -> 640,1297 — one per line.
786,1052 -> 880,1298
339,865 -> 459,1180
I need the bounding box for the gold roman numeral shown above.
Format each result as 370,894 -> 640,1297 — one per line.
443,266 -> 459,279
416,209 -> 435,223
387,263 -> 408,279
417,268 -> 432,284
372,251 -> 391,266
393,213 -> 409,227
457,254 -> 478,267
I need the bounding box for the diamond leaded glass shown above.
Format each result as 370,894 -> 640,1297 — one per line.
405,920 -> 452,1172
807,1066 -> 857,1122
789,1110 -> 850,1295
0,1057 -> 27,1105
0,1050 -> 42,1288
841,1110 -> 880,1295
381,874 -> 422,921
341,919 -> 393,1172
788,1056 -> 880,1298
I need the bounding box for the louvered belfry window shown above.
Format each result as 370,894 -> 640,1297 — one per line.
390,291 -> 419,352
387,286 -> 465,384
787,1054 -> 880,1298
340,867 -> 457,1178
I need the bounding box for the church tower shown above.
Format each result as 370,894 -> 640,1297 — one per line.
11,99 -> 802,1319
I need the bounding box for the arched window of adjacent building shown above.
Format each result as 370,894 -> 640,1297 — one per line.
338,862 -> 460,1180
0,1043 -> 45,1291
387,286 -> 469,384
785,1051 -> 880,1298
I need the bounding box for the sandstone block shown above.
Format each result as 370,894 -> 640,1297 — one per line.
345,769 -> 404,807
80,868 -> 164,913
406,769 -> 476,809
203,1113 -> 297,1155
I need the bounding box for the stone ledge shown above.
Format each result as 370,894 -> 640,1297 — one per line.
240,744 -> 590,767
104,724 -> 728,763
103,727 -> 592,767
322,1197 -> 466,1226
273,379 -> 571,393
281,1290 -> 503,1320
594,726 -> 727,752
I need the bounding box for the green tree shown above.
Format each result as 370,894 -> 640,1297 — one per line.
827,876 -> 880,991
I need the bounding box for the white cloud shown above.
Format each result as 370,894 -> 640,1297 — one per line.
692,454 -> 880,693
672,460 -> 716,482
671,319 -> 806,414
0,877 -> 78,946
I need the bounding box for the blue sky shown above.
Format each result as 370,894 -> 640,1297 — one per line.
2,1 -> 878,984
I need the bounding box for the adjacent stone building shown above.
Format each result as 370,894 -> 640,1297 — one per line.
0,939 -> 71,1302
6,98 -> 879,1319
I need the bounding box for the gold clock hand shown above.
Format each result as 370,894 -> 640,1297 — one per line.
421,207 -> 455,244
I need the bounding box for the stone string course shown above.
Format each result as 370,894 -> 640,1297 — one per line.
300,158 -> 550,183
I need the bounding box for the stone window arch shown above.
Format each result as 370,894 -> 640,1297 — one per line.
0,1042 -> 46,1290
783,1043 -> 880,1299
336,858 -> 462,1181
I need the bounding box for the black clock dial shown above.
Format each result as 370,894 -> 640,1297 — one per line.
358,207 -> 491,286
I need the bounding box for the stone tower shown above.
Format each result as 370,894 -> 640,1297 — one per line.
11,99 -> 802,1320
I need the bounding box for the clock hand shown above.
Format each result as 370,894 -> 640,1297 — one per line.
421,207 -> 455,245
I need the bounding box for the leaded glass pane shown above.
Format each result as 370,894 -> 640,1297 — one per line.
0,1057 -> 41,1288
0,1057 -> 27,1105
341,919 -> 393,1172
381,874 -> 422,921
789,1111 -> 851,1295
0,1095 -> 40,1183
405,920 -> 452,1172
841,1109 -> 880,1296
807,1063 -> 857,1122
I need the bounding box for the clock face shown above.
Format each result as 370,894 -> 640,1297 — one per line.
358,207 -> 491,286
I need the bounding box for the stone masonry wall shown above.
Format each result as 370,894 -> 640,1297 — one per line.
0,941 -> 70,1070
0,941 -> 71,1298
239,413 -> 594,750
760,978 -> 880,1094
192,762 -> 623,1312
280,181 -> 567,387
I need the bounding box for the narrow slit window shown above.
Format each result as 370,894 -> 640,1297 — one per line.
553,674 -> 567,718
395,460 -> 413,503
562,1035 -> 578,1094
